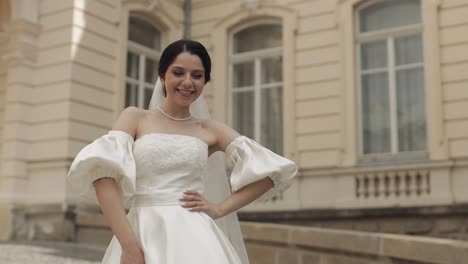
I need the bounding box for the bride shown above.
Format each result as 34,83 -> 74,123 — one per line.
67,39 -> 297,264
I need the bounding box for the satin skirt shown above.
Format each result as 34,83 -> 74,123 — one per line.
101,195 -> 244,263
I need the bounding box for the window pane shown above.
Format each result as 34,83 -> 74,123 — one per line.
261,87 -> 283,154
232,91 -> 254,139
125,83 -> 138,107
261,57 -> 282,84
395,35 -> 423,66
128,16 -> 161,50
397,67 -> 426,152
126,52 -> 139,79
361,73 -> 390,154
359,0 -> 421,33
233,62 -> 254,88
233,24 -> 282,53
360,41 -> 387,70
145,57 -> 158,84
144,87 -> 153,109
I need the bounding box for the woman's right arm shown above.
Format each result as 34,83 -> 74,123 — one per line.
95,178 -> 142,257
94,106 -> 145,264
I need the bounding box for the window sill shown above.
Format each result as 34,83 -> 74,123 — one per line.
357,151 -> 428,167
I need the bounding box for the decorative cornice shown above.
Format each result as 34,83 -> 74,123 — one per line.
300,160 -> 454,178
192,0 -> 223,9
214,3 -> 297,31
242,0 -> 262,14
123,0 -> 163,10
123,0 -> 182,30
146,0 -> 162,11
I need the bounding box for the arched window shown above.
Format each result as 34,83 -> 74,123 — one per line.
356,0 -> 426,158
125,14 -> 161,109
230,23 -> 283,154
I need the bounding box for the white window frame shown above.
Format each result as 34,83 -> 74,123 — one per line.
125,15 -> 162,109
228,21 -> 283,151
355,0 -> 426,161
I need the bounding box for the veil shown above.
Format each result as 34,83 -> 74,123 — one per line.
148,78 -> 250,264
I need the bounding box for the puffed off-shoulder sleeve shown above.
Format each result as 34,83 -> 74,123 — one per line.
67,130 -> 136,205
225,136 -> 298,201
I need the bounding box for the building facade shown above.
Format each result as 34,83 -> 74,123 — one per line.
0,0 -> 468,241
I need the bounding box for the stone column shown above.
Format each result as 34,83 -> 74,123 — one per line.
0,0 -> 39,240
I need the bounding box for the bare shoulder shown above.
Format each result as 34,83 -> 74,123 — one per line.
122,106 -> 143,115
202,119 -> 240,152
111,106 -> 145,138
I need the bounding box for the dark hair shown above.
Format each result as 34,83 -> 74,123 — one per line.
158,39 -> 211,84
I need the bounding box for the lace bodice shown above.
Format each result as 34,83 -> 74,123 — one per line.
133,133 -> 208,195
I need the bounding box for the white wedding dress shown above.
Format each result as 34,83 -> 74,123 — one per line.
67,130 -> 297,264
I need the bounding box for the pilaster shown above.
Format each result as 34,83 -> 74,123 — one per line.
0,0 -> 40,239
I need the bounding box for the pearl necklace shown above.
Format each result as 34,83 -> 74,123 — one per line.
157,106 -> 192,121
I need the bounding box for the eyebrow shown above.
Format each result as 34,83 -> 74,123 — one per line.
170,66 -> 205,73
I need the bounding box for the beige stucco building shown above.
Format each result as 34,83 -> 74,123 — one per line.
0,0 -> 468,243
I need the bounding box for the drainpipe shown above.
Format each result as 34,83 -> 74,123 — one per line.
183,0 -> 191,39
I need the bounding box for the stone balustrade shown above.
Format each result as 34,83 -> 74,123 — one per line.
355,169 -> 431,199
241,222 -> 468,264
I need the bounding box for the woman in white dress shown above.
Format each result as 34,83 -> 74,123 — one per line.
67,39 -> 297,264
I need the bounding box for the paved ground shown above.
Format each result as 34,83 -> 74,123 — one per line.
0,241 -> 105,264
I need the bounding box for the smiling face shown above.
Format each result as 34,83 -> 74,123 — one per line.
161,52 -> 206,107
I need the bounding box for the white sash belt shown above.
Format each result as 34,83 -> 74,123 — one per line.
130,193 -> 182,207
